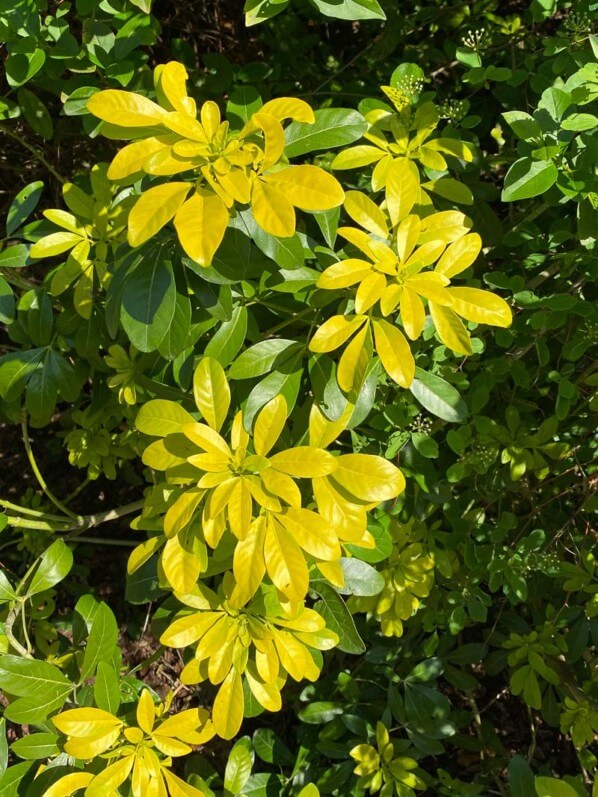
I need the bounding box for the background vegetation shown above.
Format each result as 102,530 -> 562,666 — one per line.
0,1 -> 596,796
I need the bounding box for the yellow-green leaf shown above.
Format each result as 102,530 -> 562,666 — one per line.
331,453 -> 405,503
343,191 -> 388,237
174,189 -> 229,266
270,446 -> 336,477
429,302 -> 473,354
193,357 -> 230,431
107,137 -> 173,181
213,669 -> 244,740
372,318 -> 415,388
43,773 -> 94,797
267,165 -> 344,211
309,315 -> 366,353
331,145 -> 386,169
128,182 -> 191,247
447,287 -> 512,327
386,158 -> 419,227
435,233 -> 482,278
254,394 -> 287,456
87,89 -> 168,127
136,399 -> 196,437
251,178 -> 296,238
30,232 -> 82,258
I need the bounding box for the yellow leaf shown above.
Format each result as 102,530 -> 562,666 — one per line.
337,319 -> 370,393
331,453 -> 406,503
418,146 -> 447,171
193,357 -> 230,431
182,423 -> 230,457
259,97 -> 315,123
429,302 -> 473,355
372,318 -> 415,388
343,191 -> 388,238
272,629 -> 314,681
200,101 -> 221,139
232,518 -> 267,604
161,769 -> 207,797
30,231 -> 82,258
338,225 -> 378,256
277,507 -> 341,560
371,153 -> 394,191
354,271 -> 386,314
264,516 -> 308,601
227,479 -> 253,539
260,468 -> 301,507
251,178 -> 296,237
317,258 -> 373,290
406,274 -> 451,305
154,61 -> 196,116
251,112 -> 285,169
64,727 -> 122,759
435,232 -> 482,278
142,439 -> 186,471
245,667 -> 282,711
253,394 -> 287,456
87,89 -> 168,127
85,756 -> 134,794
400,287 -> 426,340
386,159 -> 419,227
447,287 -> 512,327
127,536 -> 164,575
53,708 -> 122,737
379,283 -> 402,316
151,734 -> 192,757
107,137 -> 173,181
43,209 -> 86,235
162,534 -> 202,592
136,399 -> 196,437
160,612 -> 219,648
427,137 -> 474,162
128,182 -> 191,247
173,189 -> 229,266
266,165 -> 344,211
43,773 -> 94,797
309,314 -> 366,353
136,689 -> 155,734
418,210 -> 471,244
213,669 -> 244,739
269,446 -> 336,477
331,145 -> 386,169
404,240 -> 446,272
308,403 -> 353,448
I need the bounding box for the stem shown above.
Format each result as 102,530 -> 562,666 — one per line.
67,536 -> 138,547
5,516 -> 72,531
4,603 -> 32,658
78,499 -> 145,530
63,478 -> 91,506
258,307 -> 315,338
0,499 -> 68,521
21,410 -> 81,521
0,123 -> 66,184
136,374 -> 194,407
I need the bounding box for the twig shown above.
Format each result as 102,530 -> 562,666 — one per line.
0,123 -> 66,184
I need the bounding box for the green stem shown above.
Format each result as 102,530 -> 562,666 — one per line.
0,123 -> 66,184
21,410 -> 81,521
258,307 -> 315,338
0,499 -> 68,521
67,536 -> 138,547
5,516 -> 72,531
63,478 -> 91,506
136,374 -> 194,407
4,603 -> 32,658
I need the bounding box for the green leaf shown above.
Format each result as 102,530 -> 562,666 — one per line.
18,289 -> 53,346
205,305 -> 248,367
0,655 -> 71,711
252,728 -> 294,765
311,581 -> 365,654
245,0 -> 289,26
94,661 -> 121,714
0,569 -> 17,603
6,42 -> 46,87
120,245 -> 177,352
234,209 -> 304,269
535,777 -> 580,797
224,736 -> 253,794
308,0 -> 385,21
0,277 -> 15,325
284,109 -> 367,158
81,602 -> 119,680
508,755 -> 535,797
501,157 -> 558,201
297,701 -> 344,724
227,86 -> 262,125
0,762 -> 34,796
10,733 -> 59,761
26,539 -> 73,597
337,557 -> 384,596
6,182 -> 43,236
560,113 -> 598,132
0,348 -> 44,402
0,243 -> 30,268
243,349 -> 303,430
538,87 -> 571,121
157,292 -> 191,361
409,367 -> 467,422
229,339 -> 302,380
0,719 -> 7,777
502,111 -> 543,141
17,88 -> 53,139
